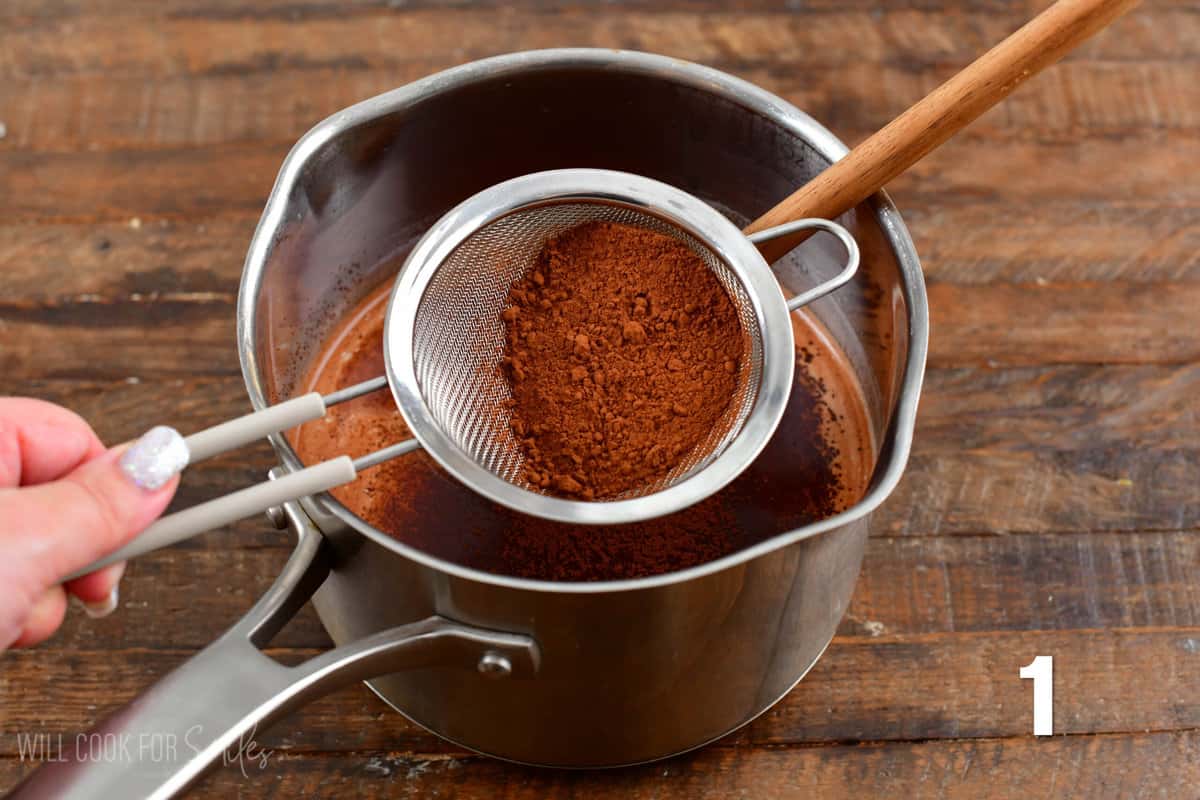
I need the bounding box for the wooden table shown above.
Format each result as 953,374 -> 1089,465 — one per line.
2,1 -> 1197,796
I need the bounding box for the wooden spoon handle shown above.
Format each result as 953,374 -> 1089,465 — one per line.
745,0 -> 1141,260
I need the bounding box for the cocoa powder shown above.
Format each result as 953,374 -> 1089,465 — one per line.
501,221 -> 746,500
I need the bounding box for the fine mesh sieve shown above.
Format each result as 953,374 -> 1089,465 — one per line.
385,169 -> 857,525
410,199 -> 763,501
70,168 -> 858,578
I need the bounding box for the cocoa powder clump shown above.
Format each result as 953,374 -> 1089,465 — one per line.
501,221 -> 746,500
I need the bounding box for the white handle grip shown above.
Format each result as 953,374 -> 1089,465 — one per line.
184,392 -> 327,463
66,457 -> 357,581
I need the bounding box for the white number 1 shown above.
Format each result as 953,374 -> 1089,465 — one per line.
1019,655 -> 1053,736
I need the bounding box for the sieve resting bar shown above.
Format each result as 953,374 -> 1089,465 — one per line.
323,374 -> 389,407
747,218 -> 860,312
353,438 -> 421,472
184,376 -> 389,463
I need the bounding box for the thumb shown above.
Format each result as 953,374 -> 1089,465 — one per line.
0,427 -> 184,598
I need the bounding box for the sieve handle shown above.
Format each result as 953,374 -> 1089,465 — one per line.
65,457 -> 358,580
65,436 -> 420,580
748,218 -> 860,312
183,376 -> 387,463
70,374 -> 386,568
743,0 -> 1140,260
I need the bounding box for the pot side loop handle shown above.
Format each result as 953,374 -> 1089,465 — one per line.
747,218 -> 861,312
15,509 -> 540,800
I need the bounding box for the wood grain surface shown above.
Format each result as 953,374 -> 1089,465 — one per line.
744,0 -> 1144,257
1,1 -> 1197,797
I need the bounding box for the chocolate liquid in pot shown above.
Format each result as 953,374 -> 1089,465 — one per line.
292,281 -> 875,582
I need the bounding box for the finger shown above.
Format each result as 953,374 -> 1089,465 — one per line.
64,561 -> 125,608
0,398 -> 106,488
9,586 -> 68,649
0,429 -> 184,590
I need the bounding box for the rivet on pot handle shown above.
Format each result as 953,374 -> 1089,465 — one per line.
747,218 -> 860,311
10,505 -> 540,800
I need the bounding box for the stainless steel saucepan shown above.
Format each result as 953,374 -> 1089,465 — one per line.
12,49 -> 927,798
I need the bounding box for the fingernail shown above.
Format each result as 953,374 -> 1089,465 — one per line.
120,425 -> 188,490
73,586 -> 120,619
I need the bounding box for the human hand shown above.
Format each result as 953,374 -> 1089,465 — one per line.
0,398 -> 182,650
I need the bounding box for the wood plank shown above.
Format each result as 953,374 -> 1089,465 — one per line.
847,531 -> 1200,636
194,731 -> 1200,799
3,730 -> 1198,800
0,144 -> 281,223
2,628 -> 1197,756
0,71 -> 409,151
907,58 -> 1200,136
14,281 -> 1196,375
0,648 -> 453,758
34,529 -> 1200,652
753,628 -> 1200,744
911,204 -> 1200,284
0,219 -> 250,299
882,448 -> 1200,537
5,202 -> 1200,301
914,360 -> 1197,475
878,362 -> 1200,535
928,282 -> 1200,367
1,129 -> 1193,224
3,215 -> 1199,375
21,281 -> 1196,376
2,59 -> 1195,152
888,128 -> 1199,207
12,280 -> 1200,376
2,8 -> 1187,81
10,361 -> 1199,537
1,0 -> 1184,21
51,548 -> 330,651
0,315 -> 238,379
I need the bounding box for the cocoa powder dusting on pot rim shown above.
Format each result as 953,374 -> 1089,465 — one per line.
501,221 -> 748,501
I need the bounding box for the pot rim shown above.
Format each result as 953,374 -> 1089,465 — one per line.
237,47 -> 929,595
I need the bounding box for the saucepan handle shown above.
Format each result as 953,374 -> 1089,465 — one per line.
11,505 -> 539,800
746,218 -> 860,312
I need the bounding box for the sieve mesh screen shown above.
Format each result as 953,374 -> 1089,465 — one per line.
411,200 -> 764,501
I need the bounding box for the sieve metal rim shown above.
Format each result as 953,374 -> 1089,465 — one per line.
383,169 -> 795,525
